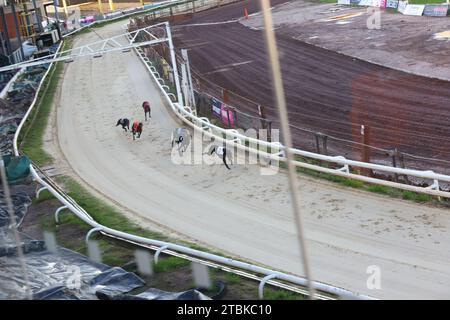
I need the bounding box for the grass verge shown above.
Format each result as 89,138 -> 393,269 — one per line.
282,155 -> 442,204
19,39 -> 73,166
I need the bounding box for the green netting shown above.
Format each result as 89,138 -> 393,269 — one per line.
2,155 -> 31,184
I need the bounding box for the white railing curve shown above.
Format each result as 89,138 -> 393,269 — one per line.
9,5 -> 377,301
132,29 -> 450,199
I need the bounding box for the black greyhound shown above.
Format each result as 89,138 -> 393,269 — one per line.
116,118 -> 130,132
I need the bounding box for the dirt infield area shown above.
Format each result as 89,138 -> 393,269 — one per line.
172,0 -> 450,177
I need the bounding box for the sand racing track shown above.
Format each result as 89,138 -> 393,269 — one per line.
53,20 -> 450,299
171,0 -> 450,175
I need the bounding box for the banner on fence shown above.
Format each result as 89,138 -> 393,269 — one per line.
220,105 -> 236,128
369,0 -> 387,8
211,97 -> 222,118
209,97 -> 236,127
358,0 -> 372,6
402,4 -> 425,16
338,0 -> 351,5
397,0 -> 408,13
423,4 -> 448,17
386,0 -> 399,9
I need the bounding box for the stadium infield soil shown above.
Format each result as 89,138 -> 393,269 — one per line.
171,0 -> 450,177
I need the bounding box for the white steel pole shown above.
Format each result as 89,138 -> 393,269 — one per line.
165,22 -> 184,106
181,48 -> 196,108
181,62 -> 189,107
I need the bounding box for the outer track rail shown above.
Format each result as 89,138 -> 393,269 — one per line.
9,4 -> 379,300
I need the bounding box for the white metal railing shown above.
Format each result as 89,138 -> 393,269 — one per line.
109,2 -> 450,199
11,0 -> 450,300
62,0 -> 240,38
9,46 -> 24,64
8,22 -> 375,301
25,165 -> 374,300
131,41 -> 378,299
0,67 -> 25,98
15,125 -> 374,299
144,66 -> 450,197
132,35 -> 450,198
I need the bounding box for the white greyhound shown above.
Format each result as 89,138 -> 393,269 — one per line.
171,127 -> 191,155
205,144 -> 233,170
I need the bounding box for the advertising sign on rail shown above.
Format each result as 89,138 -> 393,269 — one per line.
397,0 -> 408,13
386,0 -> 399,9
403,4 -> 425,16
220,105 -> 236,128
338,0 -> 351,5
211,97 -> 222,118
369,0 -> 386,8
358,0 -> 372,6
423,4 -> 449,17
210,97 -> 236,128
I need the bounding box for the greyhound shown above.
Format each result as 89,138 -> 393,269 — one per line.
116,118 -> 130,132
171,127 -> 191,155
142,101 -> 151,121
132,121 -> 143,140
206,144 -> 232,170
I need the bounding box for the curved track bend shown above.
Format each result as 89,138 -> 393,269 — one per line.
54,20 -> 450,299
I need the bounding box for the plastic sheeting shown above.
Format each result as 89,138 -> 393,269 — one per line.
96,288 -> 211,300
0,186 -> 31,228
0,63 -> 52,154
0,230 -> 146,300
0,229 -> 211,300
90,267 -> 145,297
1,185 -> 145,301
0,186 -> 213,300
0,71 -> 18,93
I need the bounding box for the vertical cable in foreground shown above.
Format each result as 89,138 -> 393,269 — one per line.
259,0 -> 316,299
0,152 -> 32,299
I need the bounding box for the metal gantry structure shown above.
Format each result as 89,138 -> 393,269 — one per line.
0,22 -> 172,73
